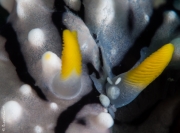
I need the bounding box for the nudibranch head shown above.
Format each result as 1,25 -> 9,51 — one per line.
106,77 -> 121,100
105,43 -> 174,108
61,29 -> 82,80
49,29 -> 82,100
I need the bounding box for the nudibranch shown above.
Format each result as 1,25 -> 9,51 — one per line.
47,29 -> 82,100
101,43 -> 174,108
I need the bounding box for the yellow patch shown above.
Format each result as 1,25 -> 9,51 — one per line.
124,43 -> 174,90
61,29 -> 82,79
45,53 -> 51,60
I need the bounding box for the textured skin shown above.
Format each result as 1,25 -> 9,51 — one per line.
0,0 -> 180,133
0,1 -> 109,133
83,0 -> 153,78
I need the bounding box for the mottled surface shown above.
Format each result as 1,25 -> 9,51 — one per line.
83,0 -> 153,77
0,0 -> 180,133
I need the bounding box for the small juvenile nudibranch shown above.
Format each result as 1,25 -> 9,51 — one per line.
105,43 -> 174,108
49,29 -> 82,100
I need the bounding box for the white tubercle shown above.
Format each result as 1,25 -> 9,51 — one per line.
28,28 -> 45,47
1,101 -> 22,124
42,51 -> 61,80
50,102 -> 58,110
34,125 -> 43,133
19,84 -> 32,95
16,3 -> 26,19
106,86 -> 120,100
99,94 -> 110,108
95,112 -> 114,128
16,0 -> 38,19
165,11 -> 177,22
144,14 -> 149,22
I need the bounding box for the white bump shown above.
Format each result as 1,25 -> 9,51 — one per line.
42,51 -> 61,80
96,112 -> 114,128
34,125 -> 43,133
95,0 -> 114,26
107,86 -> 120,100
28,28 -> 45,47
42,51 -> 61,70
50,103 -> 58,110
1,101 -> 22,124
115,77 -> 121,85
168,11 -> 176,20
107,77 -> 113,85
110,49 -> 116,55
165,11 -> 177,22
17,3 -> 26,19
99,94 -> 110,108
19,84 -> 32,95
144,14 -> 149,22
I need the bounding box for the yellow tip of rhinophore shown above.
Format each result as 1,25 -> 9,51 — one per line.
124,43 -> 174,90
61,29 -> 82,79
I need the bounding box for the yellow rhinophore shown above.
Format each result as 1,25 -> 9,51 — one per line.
61,29 -> 82,80
124,43 -> 174,90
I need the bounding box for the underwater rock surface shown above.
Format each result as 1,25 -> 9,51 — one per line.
0,0 -> 180,133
